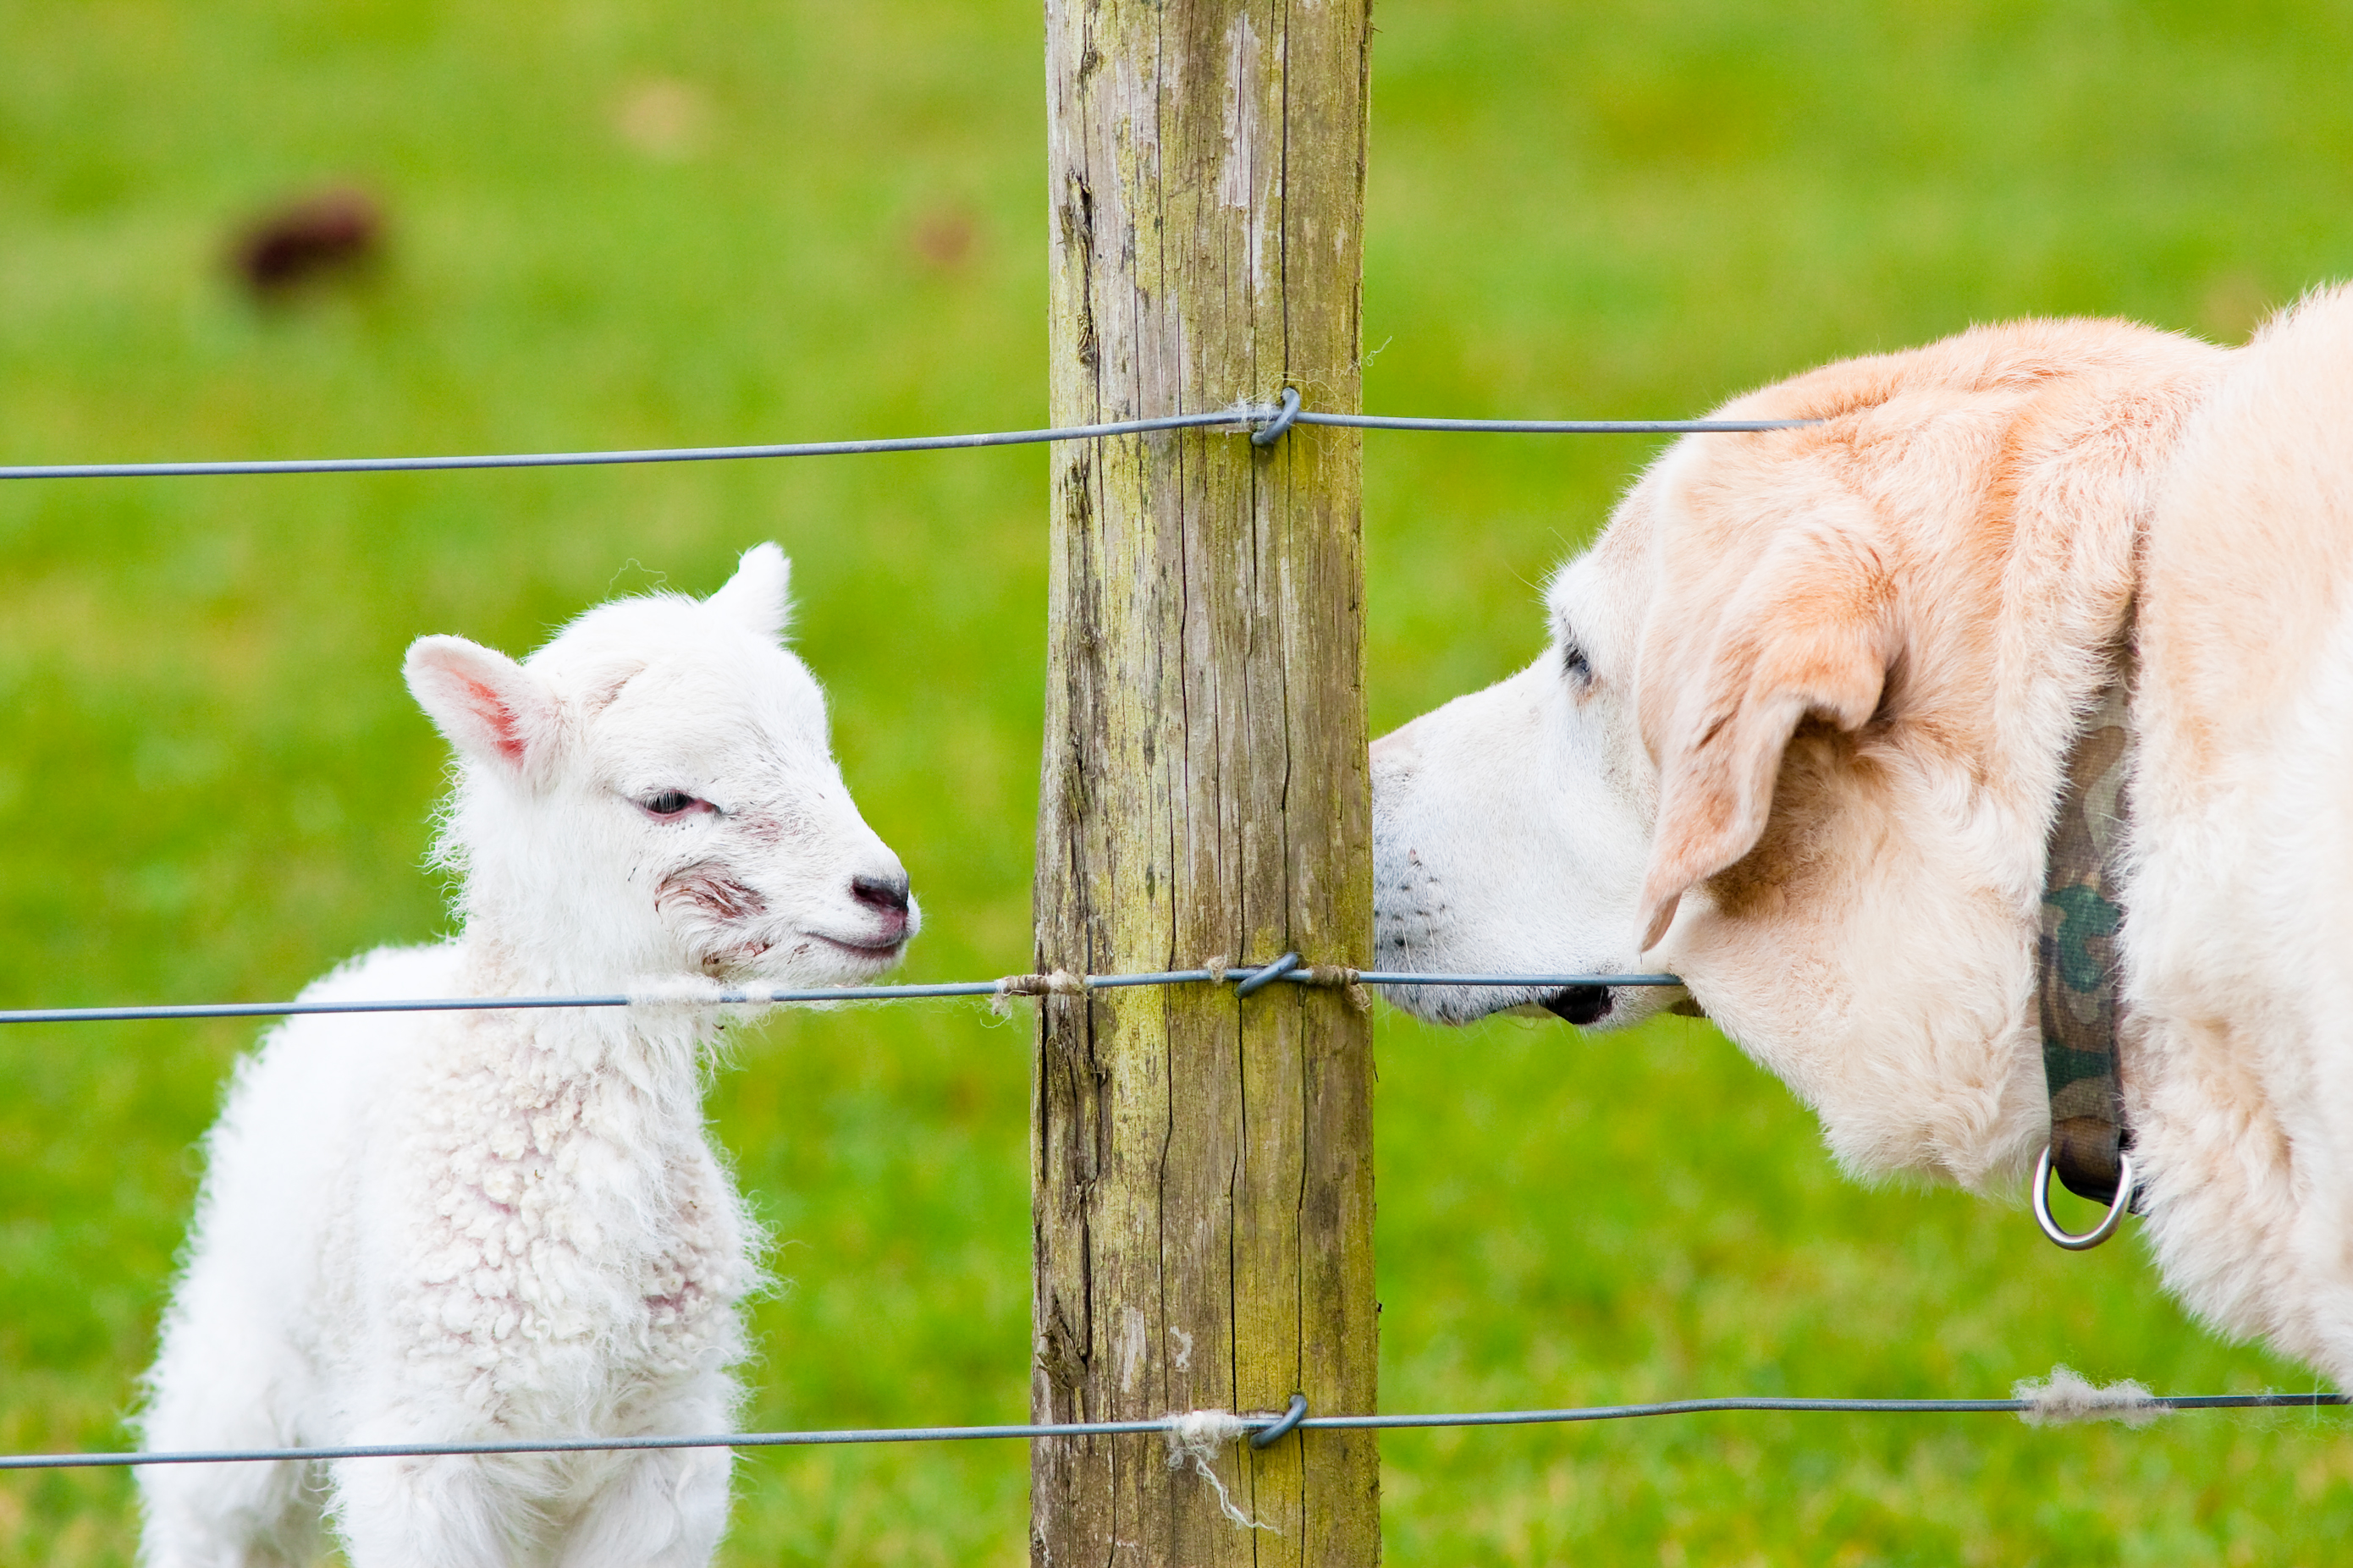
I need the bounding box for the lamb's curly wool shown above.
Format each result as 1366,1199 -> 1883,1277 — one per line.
137,545 -> 917,1568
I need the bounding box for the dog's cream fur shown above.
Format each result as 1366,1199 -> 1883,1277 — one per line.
1374,286 -> 2353,1384
137,546 -> 916,1567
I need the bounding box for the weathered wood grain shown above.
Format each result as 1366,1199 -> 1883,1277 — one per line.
1034,3 -> 1376,1564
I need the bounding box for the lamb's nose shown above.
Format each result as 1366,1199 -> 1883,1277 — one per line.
851,872 -> 912,918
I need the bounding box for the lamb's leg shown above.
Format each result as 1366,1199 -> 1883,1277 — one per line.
137,1457 -> 322,1568
547,1378 -> 736,1568
136,1309 -> 323,1568
329,1451 -> 535,1568
549,1444 -> 735,1568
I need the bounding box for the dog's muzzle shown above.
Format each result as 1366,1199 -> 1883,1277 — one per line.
1540,986 -> 1613,1026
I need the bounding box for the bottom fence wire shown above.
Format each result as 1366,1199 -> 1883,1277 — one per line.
6,1394 -> 2345,1471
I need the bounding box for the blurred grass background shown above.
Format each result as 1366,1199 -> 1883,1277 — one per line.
4,1 -> 2352,1562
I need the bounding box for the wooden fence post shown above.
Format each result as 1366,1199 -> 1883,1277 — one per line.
1033,3 -> 1376,1565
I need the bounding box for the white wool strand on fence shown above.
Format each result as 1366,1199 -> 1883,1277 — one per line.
1161,1411 -> 1278,1534
2014,1366 -> 2167,1428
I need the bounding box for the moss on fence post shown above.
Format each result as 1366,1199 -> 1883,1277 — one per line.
1033,2 -> 1377,1563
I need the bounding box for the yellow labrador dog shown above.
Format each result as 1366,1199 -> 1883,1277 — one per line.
1373,285 -> 2353,1383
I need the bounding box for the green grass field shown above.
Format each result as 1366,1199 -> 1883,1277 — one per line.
6,2 -> 2353,1561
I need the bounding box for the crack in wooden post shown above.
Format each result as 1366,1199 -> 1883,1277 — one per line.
1034,2 -> 1376,1563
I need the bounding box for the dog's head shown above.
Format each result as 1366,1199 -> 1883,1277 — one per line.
1372,319 -> 2224,1183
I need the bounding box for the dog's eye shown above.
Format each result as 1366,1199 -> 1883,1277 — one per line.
640,790 -> 707,818
1562,641 -> 1592,683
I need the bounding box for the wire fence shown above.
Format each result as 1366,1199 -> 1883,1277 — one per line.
7,392 -> 2340,1493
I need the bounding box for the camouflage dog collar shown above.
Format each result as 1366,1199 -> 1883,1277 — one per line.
2037,668 -> 2137,1210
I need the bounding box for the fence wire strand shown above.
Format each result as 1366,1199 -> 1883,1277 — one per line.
0,404 -> 1816,481
0,964 -> 1684,1026
6,1393 -> 2342,1472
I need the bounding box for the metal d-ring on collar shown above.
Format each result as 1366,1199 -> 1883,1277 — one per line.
2031,657 -> 2141,1250
2033,1146 -> 2138,1250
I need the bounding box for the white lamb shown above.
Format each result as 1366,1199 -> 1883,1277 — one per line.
136,544 -> 918,1568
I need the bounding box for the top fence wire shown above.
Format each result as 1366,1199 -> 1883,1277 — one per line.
0,399 -> 1815,480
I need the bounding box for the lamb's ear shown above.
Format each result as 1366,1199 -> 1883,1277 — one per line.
404,635 -> 559,777
1636,530 -> 1897,951
708,542 -> 792,641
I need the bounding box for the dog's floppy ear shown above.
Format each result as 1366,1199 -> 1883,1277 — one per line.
1636,516 -> 1898,951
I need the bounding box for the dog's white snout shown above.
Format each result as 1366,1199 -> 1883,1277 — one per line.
1370,714 -> 1424,778
1368,657 -> 1662,1028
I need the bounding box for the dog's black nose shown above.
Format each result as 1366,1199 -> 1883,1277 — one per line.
851,872 -> 912,916
1541,986 -> 1613,1026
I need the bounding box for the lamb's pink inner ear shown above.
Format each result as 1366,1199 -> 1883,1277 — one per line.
404,635 -> 553,773
708,542 -> 792,641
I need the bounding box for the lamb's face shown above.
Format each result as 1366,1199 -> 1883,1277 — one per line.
579,636 -> 915,985
406,544 -> 917,988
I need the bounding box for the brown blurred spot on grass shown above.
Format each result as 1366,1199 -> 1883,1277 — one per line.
616,79 -> 714,162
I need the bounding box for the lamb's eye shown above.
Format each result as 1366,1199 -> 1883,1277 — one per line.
1562,641 -> 1592,683
642,790 -> 701,817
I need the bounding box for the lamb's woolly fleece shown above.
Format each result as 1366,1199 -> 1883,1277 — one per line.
137,545 -> 914,1568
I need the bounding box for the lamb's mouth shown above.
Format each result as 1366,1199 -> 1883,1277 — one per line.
807,932 -> 908,963
1540,986 -> 1613,1026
